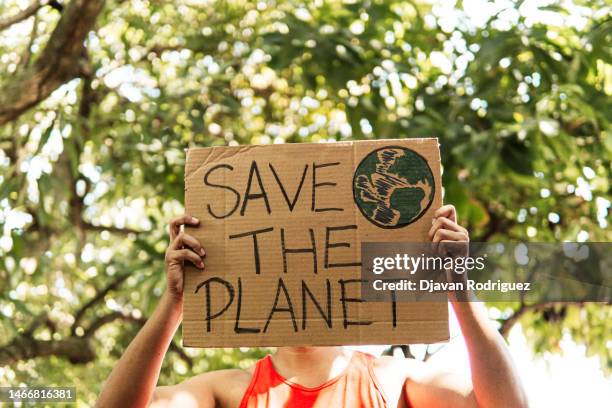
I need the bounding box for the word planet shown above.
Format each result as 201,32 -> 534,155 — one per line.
353,146 -> 435,228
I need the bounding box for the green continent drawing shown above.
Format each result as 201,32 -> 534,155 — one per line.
353,146 -> 435,228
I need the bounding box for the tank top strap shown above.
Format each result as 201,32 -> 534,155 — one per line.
348,351 -> 389,405
238,355 -> 267,407
239,352 -> 389,408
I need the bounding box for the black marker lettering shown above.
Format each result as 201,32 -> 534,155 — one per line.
203,164 -> 240,219
339,279 -> 372,328
229,227 -> 274,275
301,279 -> 332,330
269,163 -> 308,212
281,228 -> 318,274
324,225 -> 361,268
264,278 -> 298,333
241,161 -> 271,216
234,278 -> 261,334
195,277 -> 235,332
312,162 -> 343,212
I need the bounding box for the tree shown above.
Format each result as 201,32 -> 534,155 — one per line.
0,0 -> 610,404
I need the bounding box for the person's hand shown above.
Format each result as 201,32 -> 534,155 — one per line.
164,215 -> 206,302
429,205 -> 472,300
428,204 -> 469,258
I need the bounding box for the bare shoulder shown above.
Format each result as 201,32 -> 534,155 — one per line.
372,355 -> 430,380
153,366 -> 254,408
193,366 -> 253,386
191,366 -> 254,406
197,366 -> 254,384
373,354 -> 463,384
370,355 -> 429,406
371,355 -> 471,408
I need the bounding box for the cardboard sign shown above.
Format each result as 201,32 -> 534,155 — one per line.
183,138 -> 448,347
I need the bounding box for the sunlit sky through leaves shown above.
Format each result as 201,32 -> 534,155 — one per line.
0,0 -> 610,405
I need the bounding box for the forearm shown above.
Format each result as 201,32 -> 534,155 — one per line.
97,292 -> 182,408
451,300 -> 528,408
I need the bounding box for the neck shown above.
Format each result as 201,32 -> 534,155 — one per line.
276,346 -> 343,359
271,347 -> 352,387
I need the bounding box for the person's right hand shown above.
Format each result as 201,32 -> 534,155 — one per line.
164,215 -> 206,302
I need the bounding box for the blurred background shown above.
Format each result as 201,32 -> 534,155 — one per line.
0,0 -> 610,406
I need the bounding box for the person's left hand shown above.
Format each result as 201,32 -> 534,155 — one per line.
428,205 -> 471,300
428,204 -> 469,258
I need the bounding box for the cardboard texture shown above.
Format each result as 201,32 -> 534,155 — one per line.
183,138 -> 448,347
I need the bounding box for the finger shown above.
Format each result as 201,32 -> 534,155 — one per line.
169,233 -> 182,250
434,205 -> 456,223
169,215 -> 200,240
178,233 -> 206,257
428,217 -> 465,239
168,249 -> 205,269
432,229 -> 468,243
168,232 -> 205,256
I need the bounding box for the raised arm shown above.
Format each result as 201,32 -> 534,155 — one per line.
405,205 -> 528,408
96,215 -> 209,408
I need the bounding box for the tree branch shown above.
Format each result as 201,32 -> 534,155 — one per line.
2,309 -> 192,368
20,13 -> 39,68
170,341 -> 194,369
83,222 -> 144,235
83,311 -> 141,337
478,209 -> 514,242
383,345 -> 415,359
84,312 -> 194,368
0,0 -> 106,125
24,312 -> 55,336
498,301 -> 593,338
0,1 -> 45,32
0,336 -> 96,366
71,273 -> 130,335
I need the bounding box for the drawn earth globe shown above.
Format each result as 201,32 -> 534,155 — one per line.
353,146 -> 435,229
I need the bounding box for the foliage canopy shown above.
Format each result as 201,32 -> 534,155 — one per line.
0,0 -> 610,405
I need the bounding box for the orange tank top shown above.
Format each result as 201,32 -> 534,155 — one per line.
239,352 -> 388,408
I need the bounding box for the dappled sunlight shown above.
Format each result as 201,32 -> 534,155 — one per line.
0,0 -> 609,405
150,390 -> 199,408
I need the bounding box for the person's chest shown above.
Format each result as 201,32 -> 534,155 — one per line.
213,377 -> 408,408
211,361 -> 409,408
